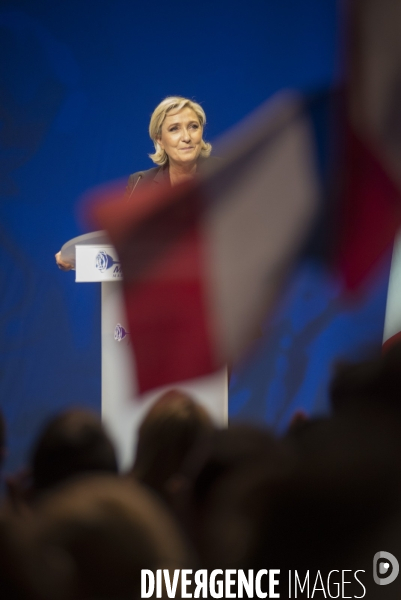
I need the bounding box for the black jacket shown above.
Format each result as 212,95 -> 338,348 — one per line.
125,156 -> 220,199
126,164 -> 169,198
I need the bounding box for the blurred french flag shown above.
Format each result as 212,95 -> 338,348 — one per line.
88,93 -> 321,392
88,0 -> 401,392
351,0 -> 401,352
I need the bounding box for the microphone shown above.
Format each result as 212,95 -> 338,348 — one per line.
126,173 -> 143,201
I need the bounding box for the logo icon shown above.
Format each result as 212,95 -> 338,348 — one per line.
114,323 -> 129,342
373,551 -> 399,585
95,251 -> 119,273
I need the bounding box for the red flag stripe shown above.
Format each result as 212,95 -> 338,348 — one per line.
124,222 -> 219,391
333,125 -> 401,290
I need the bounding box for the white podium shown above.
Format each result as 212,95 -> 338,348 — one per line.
60,232 -> 228,471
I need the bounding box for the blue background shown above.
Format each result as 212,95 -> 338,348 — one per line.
0,0 -> 389,475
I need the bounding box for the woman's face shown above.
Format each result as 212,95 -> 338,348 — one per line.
158,107 -> 203,167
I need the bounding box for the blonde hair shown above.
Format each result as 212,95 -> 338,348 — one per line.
149,96 -> 212,165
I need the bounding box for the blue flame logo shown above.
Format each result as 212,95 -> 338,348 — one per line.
114,323 -> 129,342
95,251 -> 119,273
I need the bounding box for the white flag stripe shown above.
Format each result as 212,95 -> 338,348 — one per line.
202,96 -> 320,361
383,230 -> 401,344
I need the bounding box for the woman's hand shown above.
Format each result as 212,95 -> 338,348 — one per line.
55,251 -> 74,271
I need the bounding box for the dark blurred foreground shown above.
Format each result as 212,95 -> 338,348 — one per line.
2,347 -> 401,598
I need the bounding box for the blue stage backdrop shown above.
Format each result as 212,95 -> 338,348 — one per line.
1,0 -> 387,475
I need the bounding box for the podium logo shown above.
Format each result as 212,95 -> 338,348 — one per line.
114,323 -> 129,342
95,251 -> 120,273
373,552 -> 399,585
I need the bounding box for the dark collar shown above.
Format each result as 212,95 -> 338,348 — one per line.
153,164 -> 170,185
151,156 -> 216,185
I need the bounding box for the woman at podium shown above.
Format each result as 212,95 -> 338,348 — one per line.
55,96 -> 212,271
